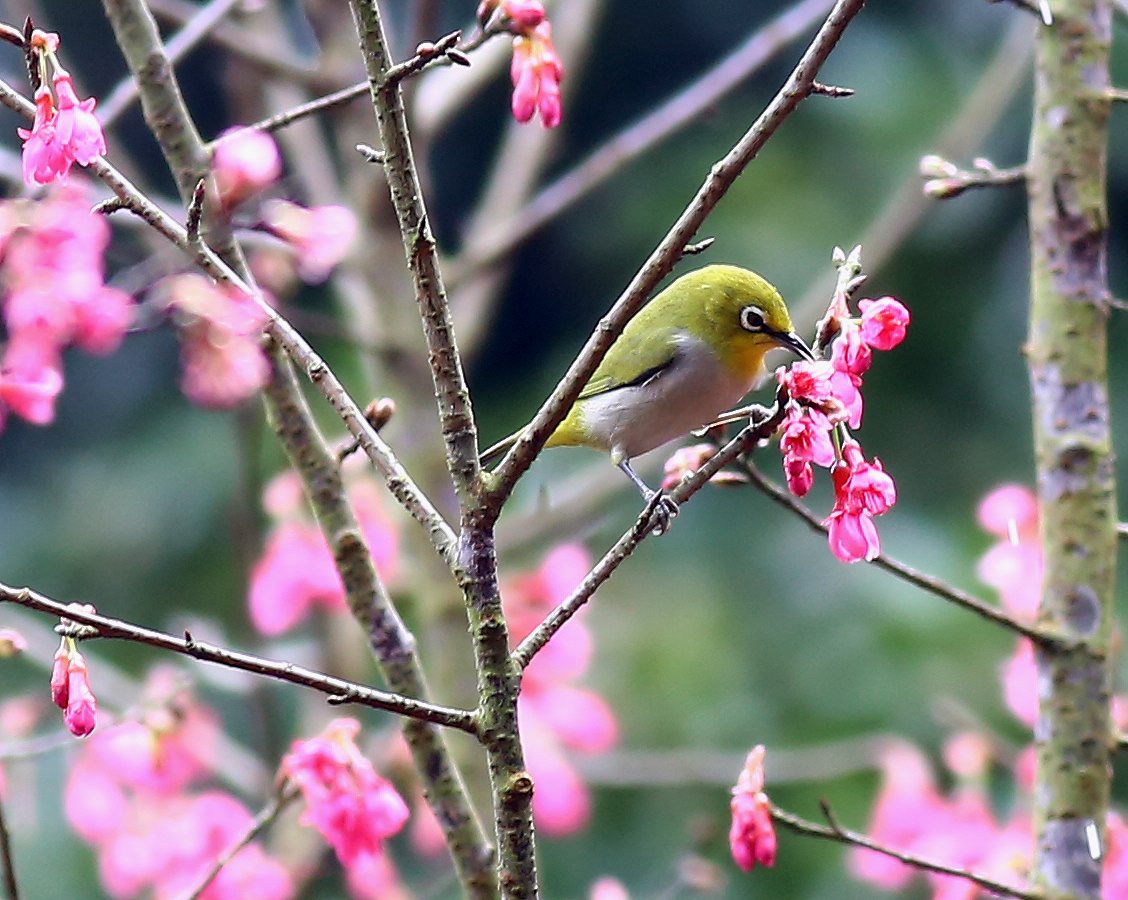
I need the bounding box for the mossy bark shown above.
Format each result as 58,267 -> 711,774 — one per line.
1026,3 -> 1117,897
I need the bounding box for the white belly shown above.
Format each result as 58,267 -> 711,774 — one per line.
578,333 -> 753,462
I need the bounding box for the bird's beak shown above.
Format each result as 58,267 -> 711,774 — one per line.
772,330 -> 815,361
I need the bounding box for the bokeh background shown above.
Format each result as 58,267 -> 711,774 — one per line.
1,0 -> 1127,896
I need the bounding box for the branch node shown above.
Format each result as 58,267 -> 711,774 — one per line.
810,81 -> 854,98
683,236 -> 716,256
356,143 -> 386,164
93,197 -> 127,216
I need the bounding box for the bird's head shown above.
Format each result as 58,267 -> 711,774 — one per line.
694,265 -> 813,377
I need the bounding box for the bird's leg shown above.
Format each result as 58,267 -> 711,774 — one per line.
618,459 -> 678,535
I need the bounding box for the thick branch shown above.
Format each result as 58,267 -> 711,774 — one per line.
1025,3 -> 1116,897
349,1 -> 482,505
486,0 -> 866,512
0,583 -> 477,733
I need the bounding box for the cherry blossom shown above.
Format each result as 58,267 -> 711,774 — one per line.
729,745 -> 776,870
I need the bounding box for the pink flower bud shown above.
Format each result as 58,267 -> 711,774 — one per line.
50,645 -> 70,708
858,297 -> 909,350
213,127 -> 282,208
730,746 -> 776,870
63,652 -> 97,737
509,22 -> 564,128
502,0 -> 546,31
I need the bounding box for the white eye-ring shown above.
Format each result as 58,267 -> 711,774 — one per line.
740,306 -> 766,332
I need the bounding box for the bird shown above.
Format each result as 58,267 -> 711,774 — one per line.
481,264 -> 813,529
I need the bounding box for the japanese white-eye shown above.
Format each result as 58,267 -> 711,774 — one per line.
482,264 -> 812,519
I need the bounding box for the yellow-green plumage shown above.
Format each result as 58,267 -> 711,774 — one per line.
482,264 -> 808,499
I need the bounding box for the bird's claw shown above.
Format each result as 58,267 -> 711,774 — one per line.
641,490 -> 679,535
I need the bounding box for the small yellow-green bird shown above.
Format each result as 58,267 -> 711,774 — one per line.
482,264 -> 812,518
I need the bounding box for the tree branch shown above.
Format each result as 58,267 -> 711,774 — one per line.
512,394 -> 791,669
920,154 -> 1027,199
740,462 -> 1061,647
485,0 -> 867,512
0,583 -> 478,734
771,800 -> 1042,899
183,784 -> 300,900
1025,3 -> 1115,896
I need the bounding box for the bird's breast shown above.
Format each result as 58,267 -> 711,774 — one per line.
579,333 -> 756,461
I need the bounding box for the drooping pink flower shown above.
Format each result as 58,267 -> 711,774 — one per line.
345,849 -> 410,900
977,484 -> 1038,539
510,22 -> 564,128
520,683 -> 617,753
51,641 -> 97,737
249,520 -> 342,634
261,200 -> 357,284
523,726 -> 591,835
779,404 -> 834,497
51,69 -> 106,166
212,127 -> 282,208
729,746 -> 776,871
823,441 -> 896,563
19,86 -> 71,186
858,297 -> 910,350
281,718 -> 409,868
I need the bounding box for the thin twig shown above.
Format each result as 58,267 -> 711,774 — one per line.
208,22 -> 505,148
740,462 -> 1062,647
382,29 -> 461,88
920,154 -> 1027,199
512,393 -> 791,669
0,582 -> 479,734
771,800 -> 1042,899
447,0 -> 837,290
0,788 -> 18,900
487,0 -> 867,512
100,0 -> 247,127
181,784 -> 300,900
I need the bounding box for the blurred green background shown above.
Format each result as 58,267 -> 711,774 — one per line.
1,0 -> 1127,897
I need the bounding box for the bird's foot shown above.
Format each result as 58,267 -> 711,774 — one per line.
641,490 -> 679,536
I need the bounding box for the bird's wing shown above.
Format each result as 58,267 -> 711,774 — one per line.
577,328 -> 680,400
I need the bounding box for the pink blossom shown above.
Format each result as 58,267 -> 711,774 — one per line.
823,442 -> 896,563
0,331 -> 65,426
61,650 -> 97,737
729,746 -> 776,870
858,297 -> 910,350
72,287 -> 135,355
779,404 -> 834,497
197,844 -> 293,900
65,760 -> 130,844
662,443 -> 717,491
19,87 -> 72,185
164,274 -> 270,408
1105,813 -> 1128,897
830,321 -> 872,377
510,22 -> 564,128
976,485 -> 1042,620
345,850 -> 410,900
778,359 -> 836,407
525,728 -> 591,835
281,718 -> 409,867
502,0 -> 546,30
262,200 -> 357,283
1001,639 -> 1039,728
249,521 -> 342,634
977,484 -> 1038,538
941,731 -> 992,779
212,127 -> 282,208
520,683 -> 618,753
408,795 -> 448,858
848,742 -> 943,889
589,877 -> 631,900
51,70 -> 106,166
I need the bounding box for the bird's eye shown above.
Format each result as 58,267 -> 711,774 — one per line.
740,306 -> 766,332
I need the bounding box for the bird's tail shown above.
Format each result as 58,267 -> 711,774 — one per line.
479,429 -> 522,467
